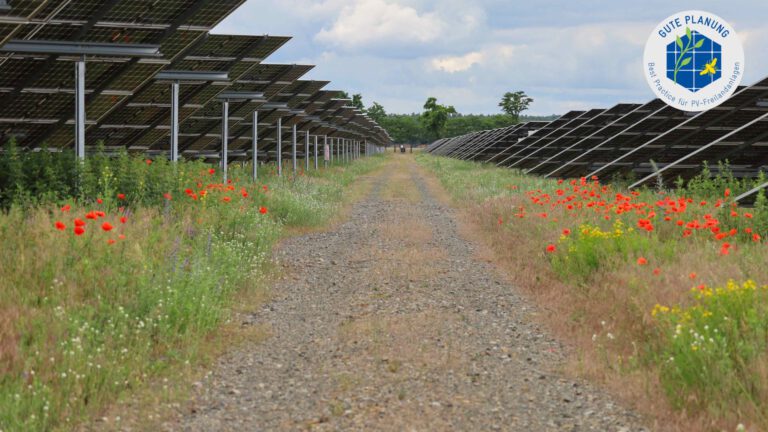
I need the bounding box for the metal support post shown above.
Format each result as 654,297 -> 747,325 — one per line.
314,135 -> 319,170
305,132 -> 310,171
221,100 -> 229,182
292,124 -> 297,173
74,58 -> 86,159
251,111 -> 258,180
170,81 -> 179,162
277,117 -> 282,176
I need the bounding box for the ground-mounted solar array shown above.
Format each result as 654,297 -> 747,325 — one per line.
428,76 -> 768,203
0,0 -> 391,172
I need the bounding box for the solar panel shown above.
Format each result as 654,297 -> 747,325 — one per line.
486,111 -> 584,164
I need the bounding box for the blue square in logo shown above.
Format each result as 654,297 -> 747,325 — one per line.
666,31 -> 722,93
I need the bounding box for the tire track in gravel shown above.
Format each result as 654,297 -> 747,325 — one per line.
178,155 -> 649,431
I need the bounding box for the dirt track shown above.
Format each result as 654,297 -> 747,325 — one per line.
178,155 -> 648,431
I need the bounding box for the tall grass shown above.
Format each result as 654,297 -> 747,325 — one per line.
417,154 -> 768,430
0,151 -> 383,431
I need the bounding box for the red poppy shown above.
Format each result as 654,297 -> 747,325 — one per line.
101,222 -> 114,232
146,159 -> 152,165
637,257 -> 648,266
259,207 -> 268,214
120,216 -> 128,224
724,188 -> 731,197
85,212 -> 98,220
55,221 -> 66,231
262,185 -> 268,192
754,234 -> 762,242
223,196 -> 232,203
208,168 -> 216,175
107,239 -> 116,245
497,217 -> 503,225
74,226 -> 85,236
96,198 -> 103,204
653,268 -> 661,276
117,193 -> 125,200
689,272 -> 697,280
164,193 -> 173,200
562,228 -> 571,236
745,228 -> 753,234
74,218 -> 86,227
744,212 -> 753,219
61,204 -> 71,213
96,211 -> 105,218
546,244 -> 556,253
118,234 -> 126,240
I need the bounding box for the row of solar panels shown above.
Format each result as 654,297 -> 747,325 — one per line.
0,0 -> 391,161
428,76 -> 768,201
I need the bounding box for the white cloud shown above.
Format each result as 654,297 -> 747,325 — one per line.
315,0 -> 444,49
430,51 -> 484,73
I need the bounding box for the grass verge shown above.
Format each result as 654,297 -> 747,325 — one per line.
417,153 -> 768,431
0,153 -> 384,431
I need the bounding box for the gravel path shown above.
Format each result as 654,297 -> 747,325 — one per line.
178,156 -> 648,431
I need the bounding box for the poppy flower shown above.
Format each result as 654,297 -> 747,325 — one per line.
101,222 -> 114,232
689,272 -> 697,280
118,234 -> 126,240
117,193 -> 125,200
120,216 -> 128,224
744,212 -> 753,219
725,188 -> 731,198
107,239 -> 116,245
562,228 -> 571,236
96,211 -> 105,218
745,228 -> 753,234
223,196 -> 232,203
85,212 -> 97,220
262,185 -> 268,192
208,168 -> 215,175
55,221 -> 66,231
61,204 -> 71,213
653,268 -> 661,276
96,198 -> 103,204
754,234 -> 762,242
546,244 -> 556,253
164,193 -> 173,200
259,207 -> 268,214
146,159 -> 152,165
74,226 -> 85,236
637,257 -> 648,266
74,218 -> 86,227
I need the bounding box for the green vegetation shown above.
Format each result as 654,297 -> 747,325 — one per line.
0,150 -> 383,431
417,153 -> 768,429
337,93 -> 556,145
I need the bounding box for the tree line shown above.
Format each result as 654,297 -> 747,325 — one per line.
340,91 -> 557,145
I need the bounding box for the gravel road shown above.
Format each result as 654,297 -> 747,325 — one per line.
178,155 -> 648,431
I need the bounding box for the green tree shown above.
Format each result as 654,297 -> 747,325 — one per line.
499,91 -> 533,122
420,97 -> 456,139
351,94 -> 365,111
367,102 -> 386,123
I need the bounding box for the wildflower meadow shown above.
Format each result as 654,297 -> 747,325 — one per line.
417,153 -> 768,429
0,144 -> 382,431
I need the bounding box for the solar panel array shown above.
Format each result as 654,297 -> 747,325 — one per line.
0,0 -> 391,162
428,76 -> 768,202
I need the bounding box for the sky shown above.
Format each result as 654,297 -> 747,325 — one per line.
213,0 -> 768,116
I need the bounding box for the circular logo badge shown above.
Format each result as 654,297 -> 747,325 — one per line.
643,10 -> 744,112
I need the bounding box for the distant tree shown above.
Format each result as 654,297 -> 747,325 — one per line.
420,97 -> 456,139
351,94 -> 365,111
367,102 -> 386,123
338,91 -> 349,99
499,91 -> 533,122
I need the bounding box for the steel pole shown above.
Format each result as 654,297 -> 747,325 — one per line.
314,135 -> 319,170
74,58 -> 86,159
170,81 -> 179,162
292,124 -> 297,173
221,100 -> 229,183
252,110 -> 258,180
277,117 -> 282,177
305,132 -> 310,171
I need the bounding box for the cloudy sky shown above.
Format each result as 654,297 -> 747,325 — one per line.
214,0 -> 768,115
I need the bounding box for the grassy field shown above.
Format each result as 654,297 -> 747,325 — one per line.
0,151 -> 383,431
417,154 -> 768,431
